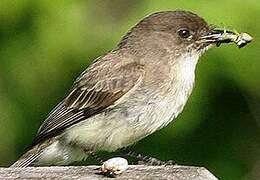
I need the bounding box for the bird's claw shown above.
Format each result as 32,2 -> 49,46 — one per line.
138,158 -> 175,166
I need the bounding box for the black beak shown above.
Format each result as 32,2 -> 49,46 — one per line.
199,28 -> 253,48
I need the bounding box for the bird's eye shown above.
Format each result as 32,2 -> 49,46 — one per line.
177,29 -> 191,39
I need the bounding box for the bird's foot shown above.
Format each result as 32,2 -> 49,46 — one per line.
88,151 -> 104,164
137,158 -> 174,166
125,150 -> 175,166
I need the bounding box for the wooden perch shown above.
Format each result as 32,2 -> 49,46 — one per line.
0,165 -> 218,180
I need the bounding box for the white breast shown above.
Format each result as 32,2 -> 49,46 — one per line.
64,53 -> 199,152
138,53 -> 199,134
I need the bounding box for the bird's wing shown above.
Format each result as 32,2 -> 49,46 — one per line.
32,60 -> 144,146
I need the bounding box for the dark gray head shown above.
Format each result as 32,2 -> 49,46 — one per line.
119,10 -> 228,57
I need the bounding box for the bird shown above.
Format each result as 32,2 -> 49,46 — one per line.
11,10 -> 250,167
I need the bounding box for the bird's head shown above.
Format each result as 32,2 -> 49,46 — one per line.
119,10 -> 252,58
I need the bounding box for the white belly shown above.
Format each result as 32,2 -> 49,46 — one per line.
63,83 -> 192,152
63,54 -> 197,152
38,86 -> 193,166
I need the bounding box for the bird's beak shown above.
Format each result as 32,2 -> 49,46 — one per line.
199,28 -> 253,48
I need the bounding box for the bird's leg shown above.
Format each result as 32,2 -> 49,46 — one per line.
124,150 -> 175,166
88,151 -> 104,164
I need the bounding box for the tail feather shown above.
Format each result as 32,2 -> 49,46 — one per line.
10,152 -> 41,168
10,138 -> 86,167
10,140 -> 51,168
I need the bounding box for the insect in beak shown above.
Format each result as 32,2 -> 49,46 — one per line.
199,28 -> 253,48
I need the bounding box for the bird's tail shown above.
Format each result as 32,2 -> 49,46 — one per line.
10,141 -> 49,168
10,139 -> 86,167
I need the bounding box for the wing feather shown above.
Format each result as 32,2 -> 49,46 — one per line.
32,60 -> 144,146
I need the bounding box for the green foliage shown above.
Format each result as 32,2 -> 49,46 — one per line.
0,1 -> 259,179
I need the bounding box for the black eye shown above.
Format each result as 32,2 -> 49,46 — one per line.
177,29 -> 191,39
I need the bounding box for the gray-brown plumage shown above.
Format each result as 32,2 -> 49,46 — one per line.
11,10 -> 241,167
34,61 -> 144,146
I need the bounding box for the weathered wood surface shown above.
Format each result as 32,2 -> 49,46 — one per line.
0,165 -> 218,180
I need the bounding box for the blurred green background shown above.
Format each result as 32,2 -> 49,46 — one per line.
0,0 -> 259,179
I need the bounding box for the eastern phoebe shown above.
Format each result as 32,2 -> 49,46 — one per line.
11,10 -> 252,167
